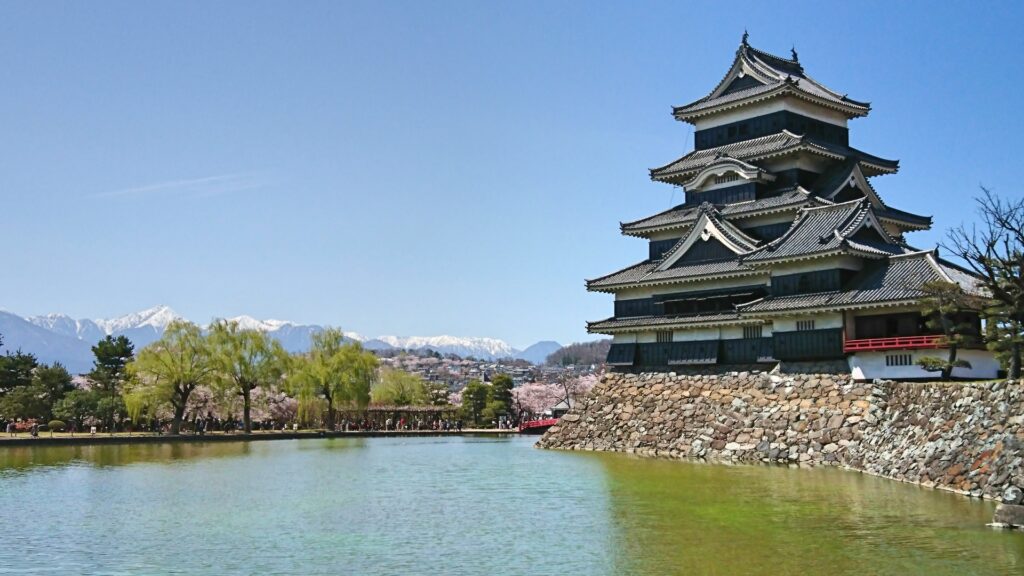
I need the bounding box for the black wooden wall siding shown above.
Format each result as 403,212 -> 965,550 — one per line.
694,111 -> 849,150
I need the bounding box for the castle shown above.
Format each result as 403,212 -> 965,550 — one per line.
587,35 -> 998,380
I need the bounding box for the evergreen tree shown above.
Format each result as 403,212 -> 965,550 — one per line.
460,380 -> 489,426
0,350 -> 38,395
89,335 -> 134,430
915,281 -> 979,380
944,188 -> 1024,377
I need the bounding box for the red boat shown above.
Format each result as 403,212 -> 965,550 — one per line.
518,418 -> 559,434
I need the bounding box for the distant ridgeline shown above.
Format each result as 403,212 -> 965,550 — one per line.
584,35 -> 998,381
546,340 -> 611,367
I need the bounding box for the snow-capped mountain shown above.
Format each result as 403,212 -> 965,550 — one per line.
93,305 -> 182,335
1,306 -> 560,372
28,305 -> 182,351
0,311 -> 96,372
373,335 -> 516,359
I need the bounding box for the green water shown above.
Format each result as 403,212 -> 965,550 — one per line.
1,437 -> 1022,575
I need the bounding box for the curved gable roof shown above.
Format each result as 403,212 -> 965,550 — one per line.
673,36 -> 870,123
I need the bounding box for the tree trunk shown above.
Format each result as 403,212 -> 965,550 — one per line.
325,390 -> 335,431
170,403 -> 186,435
1011,342 -> 1022,379
942,343 -> 958,381
168,384 -> 194,435
242,385 -> 252,434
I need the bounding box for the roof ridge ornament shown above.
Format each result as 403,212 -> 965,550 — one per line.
742,30 -> 749,46
791,46 -> 799,62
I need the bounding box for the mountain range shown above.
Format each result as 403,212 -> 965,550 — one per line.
0,305 -> 562,373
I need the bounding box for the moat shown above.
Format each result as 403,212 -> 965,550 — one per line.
2,436 -> 1022,575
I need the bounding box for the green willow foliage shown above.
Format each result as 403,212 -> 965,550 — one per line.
288,328 -> 378,430
125,320 -> 217,434
208,320 -> 288,433
371,368 -> 429,406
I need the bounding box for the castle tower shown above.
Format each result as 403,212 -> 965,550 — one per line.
588,35 -> 997,379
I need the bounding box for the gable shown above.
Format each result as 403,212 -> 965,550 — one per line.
833,184 -> 865,203
672,237 -> 736,266
720,74 -> 765,95
849,225 -> 891,246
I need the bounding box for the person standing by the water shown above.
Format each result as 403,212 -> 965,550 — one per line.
5,421 -> 14,437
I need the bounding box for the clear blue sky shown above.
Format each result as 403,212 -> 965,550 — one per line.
2,1 -> 1021,348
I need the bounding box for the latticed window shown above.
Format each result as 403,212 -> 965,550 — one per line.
743,325 -> 763,339
656,331 -> 673,343
886,354 -> 913,366
715,173 -> 739,185
796,319 -> 816,331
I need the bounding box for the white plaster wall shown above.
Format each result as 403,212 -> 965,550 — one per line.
611,333 -> 637,344
692,97 -> 848,130
760,154 -> 831,174
692,174 -> 769,193
720,326 -> 744,339
615,275 -> 770,300
735,212 -> 796,228
849,349 -> 1000,380
673,327 -> 721,341
774,313 -> 843,331
770,256 -> 863,276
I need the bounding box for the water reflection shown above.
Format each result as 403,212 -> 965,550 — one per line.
589,454 -> 1024,575
1,438 -> 1022,576
0,441 -> 258,473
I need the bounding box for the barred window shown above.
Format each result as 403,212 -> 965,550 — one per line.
743,325 -> 763,339
715,173 -> 739,185
885,354 -> 913,366
796,320 -> 816,331
656,331 -> 673,343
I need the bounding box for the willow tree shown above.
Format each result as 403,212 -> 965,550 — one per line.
126,321 -> 216,434
207,320 -> 288,433
290,328 -> 377,430
371,368 -> 428,406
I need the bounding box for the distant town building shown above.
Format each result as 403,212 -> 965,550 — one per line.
588,35 -> 998,380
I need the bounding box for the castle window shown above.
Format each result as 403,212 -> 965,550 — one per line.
796,320 -> 816,331
715,173 -> 739,185
743,325 -> 763,339
656,331 -> 673,343
885,354 -> 913,366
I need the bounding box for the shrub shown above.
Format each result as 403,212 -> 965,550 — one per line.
47,420 -> 66,434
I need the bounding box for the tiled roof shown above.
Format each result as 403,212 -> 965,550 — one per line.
737,250 -> 979,314
876,206 -> 932,229
810,160 -> 931,230
621,188 -> 814,236
655,203 -> 759,266
587,311 -> 749,332
743,199 -> 904,263
586,258 -> 761,292
673,41 -> 870,121
650,131 -> 898,184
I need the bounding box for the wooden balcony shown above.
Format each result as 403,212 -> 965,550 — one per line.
843,334 -> 943,352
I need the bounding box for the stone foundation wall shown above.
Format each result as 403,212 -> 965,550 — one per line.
538,371 -> 1024,501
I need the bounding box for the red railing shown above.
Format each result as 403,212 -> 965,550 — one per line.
843,334 -> 943,352
518,418 -> 559,432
